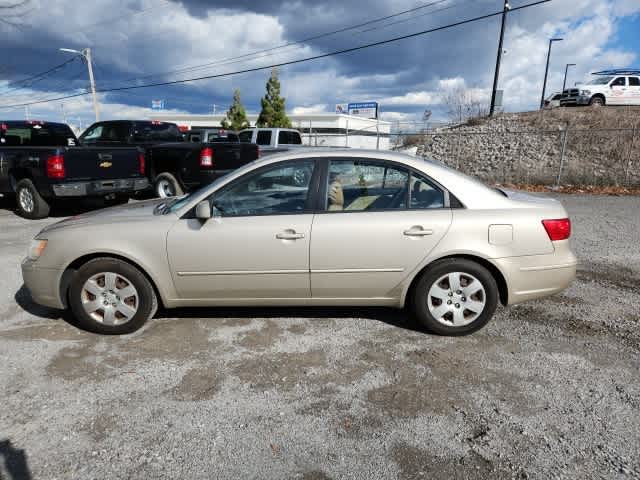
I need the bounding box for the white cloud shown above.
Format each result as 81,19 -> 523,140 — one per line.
290,104 -> 328,114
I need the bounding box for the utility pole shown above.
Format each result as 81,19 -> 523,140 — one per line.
540,38 -> 563,109
489,0 -> 510,116
59,47 -> 100,122
562,63 -> 576,93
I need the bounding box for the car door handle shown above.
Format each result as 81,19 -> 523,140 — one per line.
403,226 -> 434,236
276,231 -> 305,240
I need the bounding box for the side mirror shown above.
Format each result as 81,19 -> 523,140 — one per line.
195,200 -> 211,220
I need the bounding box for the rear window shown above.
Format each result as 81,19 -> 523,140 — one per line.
205,130 -> 239,143
133,122 -> 183,142
278,130 -> 302,145
1,122 -> 76,147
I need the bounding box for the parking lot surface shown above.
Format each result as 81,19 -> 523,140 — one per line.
1,194 -> 639,479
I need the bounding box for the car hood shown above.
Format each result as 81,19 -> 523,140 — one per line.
38,198 -> 169,235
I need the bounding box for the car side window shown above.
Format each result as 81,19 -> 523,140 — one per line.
410,172 -> 444,209
211,160 -> 315,217
611,77 -> 626,87
256,130 -> 272,145
326,160 -> 408,212
81,124 -> 103,143
629,77 -> 640,87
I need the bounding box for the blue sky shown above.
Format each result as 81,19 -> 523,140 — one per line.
0,0 -> 638,128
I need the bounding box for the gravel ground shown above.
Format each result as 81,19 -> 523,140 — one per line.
0,194 -> 639,480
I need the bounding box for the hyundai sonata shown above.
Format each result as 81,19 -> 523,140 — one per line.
21,149 -> 577,335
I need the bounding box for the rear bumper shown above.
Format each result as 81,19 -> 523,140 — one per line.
21,259 -> 65,309
492,240 -> 577,305
52,177 -> 149,197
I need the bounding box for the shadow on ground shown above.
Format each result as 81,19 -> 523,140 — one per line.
14,283 -> 426,335
0,439 -> 32,480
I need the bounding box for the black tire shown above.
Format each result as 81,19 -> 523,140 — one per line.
15,178 -> 50,219
409,258 -> 498,336
154,172 -> 183,198
590,96 -> 605,107
68,257 -> 158,335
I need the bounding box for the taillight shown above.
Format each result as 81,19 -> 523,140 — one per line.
200,147 -> 213,168
46,154 -> 65,179
542,218 -> 571,241
138,152 -> 145,175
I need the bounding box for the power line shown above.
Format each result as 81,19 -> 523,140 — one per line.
107,0 -> 454,86
0,56 -> 80,93
0,0 -> 551,110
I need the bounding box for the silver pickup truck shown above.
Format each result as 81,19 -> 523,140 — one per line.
238,128 -> 303,154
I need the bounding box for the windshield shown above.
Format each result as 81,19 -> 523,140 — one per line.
587,76 -> 613,85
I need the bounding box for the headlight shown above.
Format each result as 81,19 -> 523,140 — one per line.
27,239 -> 47,260
580,90 -> 591,96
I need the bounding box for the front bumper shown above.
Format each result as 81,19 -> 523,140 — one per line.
52,177 -> 149,197
21,259 -> 65,309
492,240 -> 577,305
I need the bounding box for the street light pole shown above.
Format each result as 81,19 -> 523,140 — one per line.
562,63 -> 576,93
489,0 -> 510,116
540,38 -> 563,109
59,47 -> 100,122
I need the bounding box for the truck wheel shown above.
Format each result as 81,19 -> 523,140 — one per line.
15,178 -> 50,219
68,257 -> 158,334
154,172 -> 183,198
590,96 -> 604,107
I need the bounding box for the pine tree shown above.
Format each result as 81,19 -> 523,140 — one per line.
256,68 -> 292,128
221,89 -> 250,131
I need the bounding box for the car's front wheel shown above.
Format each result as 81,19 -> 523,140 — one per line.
410,258 -> 498,335
68,258 -> 157,334
589,96 -> 605,107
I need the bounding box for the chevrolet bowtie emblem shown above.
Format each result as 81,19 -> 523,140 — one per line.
99,161 -> 113,168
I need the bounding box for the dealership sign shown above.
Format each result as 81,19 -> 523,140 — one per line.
335,102 -> 379,119
151,99 -> 165,110
348,102 -> 378,119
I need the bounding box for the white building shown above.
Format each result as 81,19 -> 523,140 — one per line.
149,113 -> 392,150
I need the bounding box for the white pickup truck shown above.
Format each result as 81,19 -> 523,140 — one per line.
560,69 -> 640,107
238,128 -> 303,151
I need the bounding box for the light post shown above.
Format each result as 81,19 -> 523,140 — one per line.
562,63 -> 576,93
540,38 -> 563,109
489,0 -> 511,116
59,47 -> 100,122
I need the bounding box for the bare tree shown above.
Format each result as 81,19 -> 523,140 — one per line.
441,85 -> 489,124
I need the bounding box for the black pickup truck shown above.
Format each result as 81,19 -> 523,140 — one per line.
0,121 -> 148,218
78,120 -> 260,198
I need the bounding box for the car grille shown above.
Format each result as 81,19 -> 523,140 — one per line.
562,89 -> 580,98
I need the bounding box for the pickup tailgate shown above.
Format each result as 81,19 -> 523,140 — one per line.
62,147 -> 143,181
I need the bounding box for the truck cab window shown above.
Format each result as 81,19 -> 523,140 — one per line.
256,130 -> 272,145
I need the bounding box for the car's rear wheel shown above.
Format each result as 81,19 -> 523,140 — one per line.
68,258 -> 157,334
15,178 -> 50,219
410,258 -> 498,335
154,172 -> 183,198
